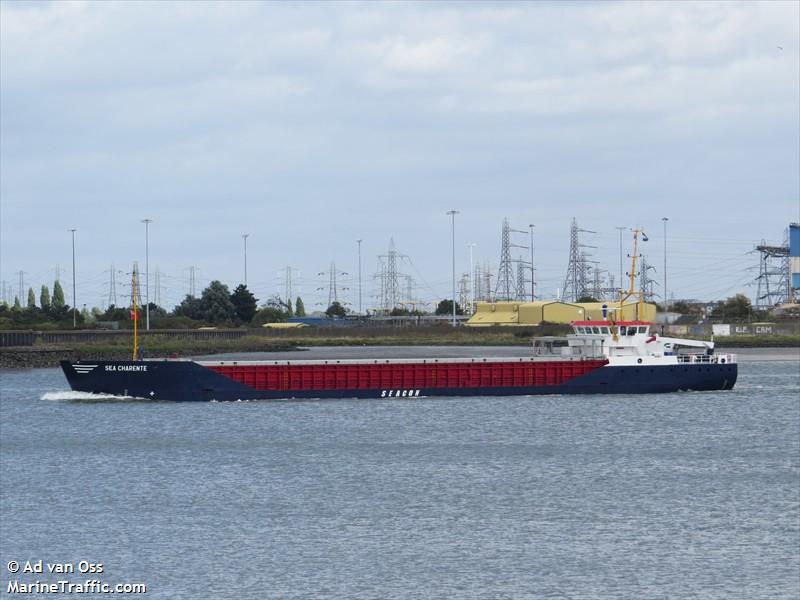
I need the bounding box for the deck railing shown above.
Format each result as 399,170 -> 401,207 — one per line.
676,353 -> 736,364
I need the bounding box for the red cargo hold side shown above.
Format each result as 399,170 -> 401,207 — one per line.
206,359 -> 608,392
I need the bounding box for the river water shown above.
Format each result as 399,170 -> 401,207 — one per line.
1,353 -> 798,599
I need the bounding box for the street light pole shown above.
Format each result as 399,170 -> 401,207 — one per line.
447,210 -> 459,326
69,228 -> 77,328
467,243 -> 476,314
357,239 -> 363,314
662,217 -> 669,310
528,224 -> 535,301
142,219 -> 152,330
242,233 -> 250,286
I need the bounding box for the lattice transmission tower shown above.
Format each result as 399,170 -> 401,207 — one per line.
588,265 -> 617,300
107,265 -> 118,306
458,273 -> 470,312
516,262 -> 528,301
401,275 -> 417,309
562,218 -> 597,302
318,262 -> 348,307
376,238 -> 404,312
186,266 -> 201,297
473,263 -> 483,303
754,231 -> 790,309
638,256 -> 658,303
283,266 -> 299,305
154,267 -> 161,307
495,218 -> 529,301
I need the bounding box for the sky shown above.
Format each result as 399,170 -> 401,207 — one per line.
1,0 -> 798,313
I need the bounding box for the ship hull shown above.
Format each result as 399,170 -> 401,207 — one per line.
60,359 -> 738,402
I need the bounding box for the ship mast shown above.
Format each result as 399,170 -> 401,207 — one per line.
617,228 -> 647,321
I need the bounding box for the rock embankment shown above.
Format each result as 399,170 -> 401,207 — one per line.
0,348 -> 135,370
0,343 -> 301,369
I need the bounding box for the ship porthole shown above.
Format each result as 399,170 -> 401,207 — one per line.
637,358 -> 642,364
721,358 -> 725,364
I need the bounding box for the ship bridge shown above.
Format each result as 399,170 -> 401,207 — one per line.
533,320 -> 735,366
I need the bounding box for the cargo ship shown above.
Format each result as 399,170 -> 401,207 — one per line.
60,321 -> 737,401
59,229 -> 737,401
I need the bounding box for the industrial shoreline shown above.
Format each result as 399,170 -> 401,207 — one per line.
1,344 -> 797,371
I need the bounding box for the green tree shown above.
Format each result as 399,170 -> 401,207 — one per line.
252,306 -> 288,325
295,296 -> 306,317
101,304 -> 132,322
199,281 -> 236,324
145,303 -> 167,317
711,294 -> 752,320
435,299 -> 464,316
325,301 -> 347,318
285,297 -> 294,317
27,287 -> 36,309
230,284 -> 258,324
670,300 -> 704,318
12,296 -> 21,311
52,280 -> 66,309
250,295 -> 289,325
577,295 -> 598,303
173,295 -> 203,321
40,285 -> 51,312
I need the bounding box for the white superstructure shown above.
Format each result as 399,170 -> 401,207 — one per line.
534,320 -> 736,367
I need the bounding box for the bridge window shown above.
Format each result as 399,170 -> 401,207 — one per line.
638,326 -> 649,334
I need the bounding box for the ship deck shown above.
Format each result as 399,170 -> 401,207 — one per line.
190,345 -> 546,363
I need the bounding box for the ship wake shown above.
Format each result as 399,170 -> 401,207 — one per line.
41,391 -> 153,402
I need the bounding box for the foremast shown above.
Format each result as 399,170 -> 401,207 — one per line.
617,227 -> 649,321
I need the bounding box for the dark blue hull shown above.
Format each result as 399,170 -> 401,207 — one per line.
60,360 -> 738,402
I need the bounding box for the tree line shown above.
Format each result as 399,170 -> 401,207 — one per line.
0,280 -> 311,329
1,278 -> 773,330
0,280 -> 79,328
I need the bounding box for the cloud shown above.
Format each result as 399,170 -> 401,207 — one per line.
1,0 -> 797,309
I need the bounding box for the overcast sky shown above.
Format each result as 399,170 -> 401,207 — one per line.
1,0 -> 798,312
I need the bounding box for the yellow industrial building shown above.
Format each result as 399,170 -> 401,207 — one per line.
465,300 -> 657,326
